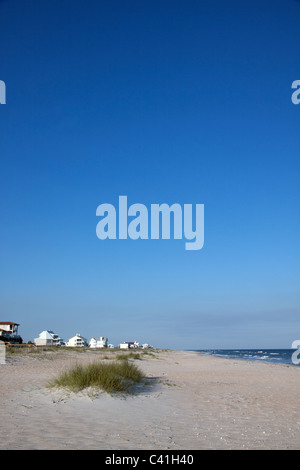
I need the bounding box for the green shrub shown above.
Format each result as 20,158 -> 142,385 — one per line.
50,359 -> 144,394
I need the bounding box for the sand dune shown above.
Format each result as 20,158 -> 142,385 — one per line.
0,349 -> 299,450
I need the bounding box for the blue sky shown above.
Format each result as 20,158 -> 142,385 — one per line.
0,0 -> 299,348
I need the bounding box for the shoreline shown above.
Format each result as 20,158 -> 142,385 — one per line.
0,348 -> 299,450
185,349 -> 299,368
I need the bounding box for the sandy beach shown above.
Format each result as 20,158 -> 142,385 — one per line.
0,348 -> 299,450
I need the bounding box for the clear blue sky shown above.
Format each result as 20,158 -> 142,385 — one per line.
0,0 -> 299,348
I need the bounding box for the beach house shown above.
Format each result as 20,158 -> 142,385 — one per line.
34,330 -> 65,346
66,334 -> 88,348
119,341 -> 138,349
89,337 -> 108,348
0,322 -> 22,344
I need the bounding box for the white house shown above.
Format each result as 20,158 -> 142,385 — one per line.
119,341 -> 138,349
0,321 -> 19,336
34,330 -> 65,346
89,336 -> 108,349
0,321 -> 22,344
66,334 -> 88,348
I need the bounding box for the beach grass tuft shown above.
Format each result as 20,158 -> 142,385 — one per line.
115,352 -> 142,361
49,359 -> 144,394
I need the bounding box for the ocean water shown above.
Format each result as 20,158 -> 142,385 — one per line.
192,349 -> 300,366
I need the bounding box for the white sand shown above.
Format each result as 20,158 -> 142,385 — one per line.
0,349 -> 299,450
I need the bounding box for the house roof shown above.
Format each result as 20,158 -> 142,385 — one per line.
68,334 -> 87,341
38,330 -> 55,339
0,322 -> 20,326
37,330 -> 62,340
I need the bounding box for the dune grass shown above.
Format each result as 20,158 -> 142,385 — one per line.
49,359 -> 145,394
115,352 -> 142,360
6,345 -> 62,355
